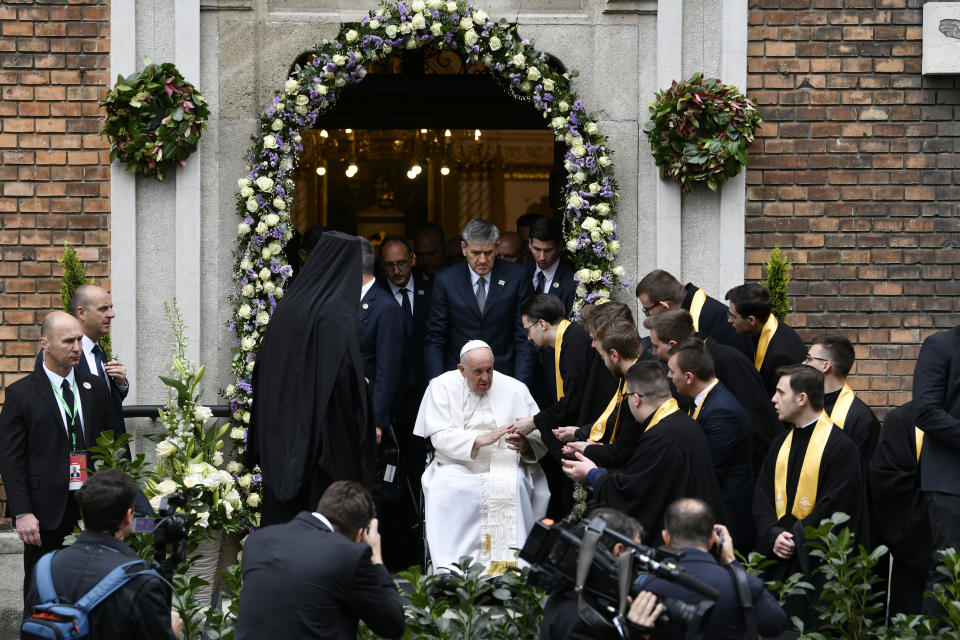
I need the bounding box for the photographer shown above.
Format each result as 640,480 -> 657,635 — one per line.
635,498 -> 786,639
540,507 -> 661,640
236,480 -> 404,640
24,469 -> 182,639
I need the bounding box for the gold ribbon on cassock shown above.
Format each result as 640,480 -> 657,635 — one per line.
644,397 -> 680,432
690,378 -> 719,421
821,383 -> 855,429
689,288 -> 707,333
915,427 -> 924,464
754,315 -> 779,371
589,378 -> 624,442
774,414 -> 833,520
554,319 -> 571,402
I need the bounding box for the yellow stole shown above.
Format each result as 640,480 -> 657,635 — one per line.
774,414 -> 833,520
754,315 -> 779,371
644,397 -> 680,432
690,378 -> 719,421
689,288 -> 707,333
554,320 -> 571,401
915,427 -> 924,464
821,383 -> 856,429
589,378 -> 624,442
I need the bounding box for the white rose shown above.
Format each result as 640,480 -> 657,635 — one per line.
255,221 -> 267,234
512,53 -> 526,68
608,240 -> 620,254
255,176 -> 274,192
263,134 -> 278,149
245,198 -> 258,213
259,267 -> 271,281
238,304 -> 252,319
613,266 -> 626,278
571,171 -> 585,183
585,122 -> 599,135
590,229 -> 601,242
590,269 -> 603,282
550,117 -> 566,131
601,219 -> 615,234
586,182 -> 599,195
295,94 -> 308,106
427,0 -> 443,9
264,213 -> 280,226
212,451 -> 224,466
527,67 -> 541,82
225,489 -> 241,505
182,474 -> 202,489
284,78 -> 298,94
238,222 -> 251,236
271,197 -> 285,211
334,77 -> 346,87
241,336 -> 256,350
280,156 -> 293,172
446,1 -> 457,12
473,9 -> 488,23
543,78 -> 555,92
345,29 -> 358,42
245,360 -> 255,372
567,193 -> 584,210
194,405 -> 213,422
239,474 -> 253,489
412,13 -> 426,29
581,216 -> 598,231
576,269 -> 592,283
520,81 -> 532,93
240,185 -> 254,198
230,426 -> 245,440
598,155 -> 611,167
156,440 -> 177,459
225,384 -> 236,396
263,280 -> 276,293
572,144 -> 587,158
275,289 -> 284,299
271,118 -> 283,132
242,411 -> 251,424
261,247 -> 272,260
315,83 -> 328,95
240,258 -> 253,270
382,44 -> 392,54
256,311 -> 270,325
332,54 -> 347,66
247,493 -> 261,507
566,239 -> 578,253
597,288 -> 610,299
464,29 -> 478,46
156,479 -> 178,495
430,21 -> 443,36
400,21 -> 412,34
558,100 -> 569,113
238,177 -> 251,188
595,202 -> 611,217
412,0 -> 426,11
385,24 -> 398,38
459,16 -> 473,29
268,241 -> 282,254
489,35 -> 502,51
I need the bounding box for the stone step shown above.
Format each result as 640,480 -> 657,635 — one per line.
0,531 -> 23,640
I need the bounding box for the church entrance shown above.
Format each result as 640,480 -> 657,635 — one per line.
287,40 -> 564,245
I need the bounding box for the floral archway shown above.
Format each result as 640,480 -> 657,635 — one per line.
224,0 -> 625,522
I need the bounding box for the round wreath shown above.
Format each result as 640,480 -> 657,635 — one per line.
644,72 -> 761,192
223,0 -> 627,524
100,57 -> 210,181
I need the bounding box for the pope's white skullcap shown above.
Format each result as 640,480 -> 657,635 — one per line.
460,339 -> 492,358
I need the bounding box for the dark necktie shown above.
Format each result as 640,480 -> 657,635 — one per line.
60,380 -> 86,450
92,344 -> 108,381
536,271 -> 546,294
475,277 -> 486,314
400,287 -> 414,337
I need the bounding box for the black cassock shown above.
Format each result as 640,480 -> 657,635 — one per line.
869,402 -> 931,615
824,388 -> 881,472
591,410 -> 726,545
248,231 -> 376,527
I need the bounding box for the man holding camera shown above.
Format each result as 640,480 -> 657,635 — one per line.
236,480 -> 404,640
636,498 -> 786,640
24,469 -> 182,639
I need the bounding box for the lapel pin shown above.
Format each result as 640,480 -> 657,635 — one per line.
498,280 -> 505,286
417,290 -> 424,295
82,382 -> 92,390
362,303 -> 369,309
553,282 -> 559,288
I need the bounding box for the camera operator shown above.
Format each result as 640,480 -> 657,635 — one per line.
635,498 -> 786,640
540,507 -> 661,640
24,469 -> 182,639
236,480 -> 404,640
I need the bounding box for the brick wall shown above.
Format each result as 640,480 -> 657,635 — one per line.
0,0 -> 112,412
746,0 -> 960,414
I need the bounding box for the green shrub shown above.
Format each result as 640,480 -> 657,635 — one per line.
763,247 -> 792,322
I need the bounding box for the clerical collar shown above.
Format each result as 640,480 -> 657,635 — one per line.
360,278 -> 376,301
536,258 -> 560,281
42,362 -> 75,389
794,416 -> 819,430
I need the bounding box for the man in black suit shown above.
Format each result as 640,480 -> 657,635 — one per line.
638,498 -> 787,640
412,222 -> 446,282
666,338 -> 755,550
725,283 -> 806,398
636,269 -> 753,359
236,481 -> 404,640
424,218 -> 535,384
912,325 -> 960,613
0,311 -> 123,598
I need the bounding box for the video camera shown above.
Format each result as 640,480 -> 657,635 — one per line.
133,491 -> 193,582
520,514 -> 718,639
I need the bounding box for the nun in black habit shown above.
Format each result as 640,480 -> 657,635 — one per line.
247,231 -> 376,527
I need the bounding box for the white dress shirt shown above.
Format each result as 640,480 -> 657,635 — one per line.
531,259 -> 560,293
42,363 -> 85,435
387,275 -> 416,314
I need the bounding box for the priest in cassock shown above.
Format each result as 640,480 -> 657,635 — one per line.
753,364 -> 864,622
508,294 -> 617,517
248,231 -> 377,526
562,360 -> 725,545
414,340 -> 549,574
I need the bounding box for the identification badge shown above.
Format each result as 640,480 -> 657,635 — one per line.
383,464 -> 396,483
68,451 -> 88,491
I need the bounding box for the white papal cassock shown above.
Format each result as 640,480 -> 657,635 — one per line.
414,369 -> 550,574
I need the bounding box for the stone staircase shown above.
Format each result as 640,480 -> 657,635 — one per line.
0,531 -> 23,640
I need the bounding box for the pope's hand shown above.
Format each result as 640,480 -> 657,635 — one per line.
472,425 -> 509,458
504,432 -> 529,454
553,426 -> 578,442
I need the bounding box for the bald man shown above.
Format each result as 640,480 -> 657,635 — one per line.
0,311 -> 124,600
496,231 -> 526,263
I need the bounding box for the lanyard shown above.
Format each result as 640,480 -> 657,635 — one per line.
50,378 -> 80,444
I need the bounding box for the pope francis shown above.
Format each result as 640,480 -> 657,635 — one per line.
414,340 -> 550,574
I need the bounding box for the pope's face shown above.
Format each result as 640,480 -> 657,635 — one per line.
459,348 -> 495,394
462,240 -> 496,276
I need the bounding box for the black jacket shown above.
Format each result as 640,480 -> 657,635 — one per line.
681,284 -> 753,360
753,321 -> 806,399
25,532 -> 176,640
237,512 -> 404,640
913,326 -> 960,495
359,282 -> 405,429
637,548 -> 787,640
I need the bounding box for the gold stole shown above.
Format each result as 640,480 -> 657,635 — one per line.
821,383 -> 855,429
915,427 -> 924,464
754,315 -> 779,371
554,320 -> 571,401
775,414 -> 833,520
644,397 -> 680,432
689,288 -> 707,333
690,379 -> 719,421
589,378 -> 624,442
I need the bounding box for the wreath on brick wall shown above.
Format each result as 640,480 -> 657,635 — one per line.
100,57 -> 210,181
644,72 -> 761,192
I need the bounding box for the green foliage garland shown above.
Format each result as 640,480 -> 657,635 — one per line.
100,56 -> 210,181
763,247 -> 792,322
57,243 -> 111,358
644,72 -> 761,192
